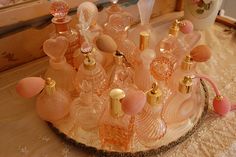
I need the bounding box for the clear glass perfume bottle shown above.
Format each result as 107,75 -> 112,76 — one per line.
135,83 -> 166,147
75,55 -> 108,96
43,36 -> 76,92
36,78 -> 72,123
168,55 -> 197,90
162,76 -> 198,124
108,51 -> 135,89
134,31 -> 155,91
50,0 -> 79,66
99,88 -> 135,151
71,80 -> 105,131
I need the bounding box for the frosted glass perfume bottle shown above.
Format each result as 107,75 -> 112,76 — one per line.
43,36 -> 76,92
129,0 -> 155,48
109,51 -> 135,89
105,0 -> 127,21
75,55 -> 108,96
134,31 -> 155,91
71,81 -> 105,131
163,76 -> 198,124
135,83 -> 166,147
99,89 -> 135,151
168,55 -> 196,90
50,0 -> 79,66
36,78 -> 72,123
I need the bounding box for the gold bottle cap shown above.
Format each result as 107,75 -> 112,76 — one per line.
147,83 -> 162,107
83,55 -> 96,70
179,76 -> 193,94
109,88 -> 126,118
169,20 -> 180,37
181,55 -> 194,71
45,77 -> 56,95
139,31 -> 150,51
114,51 -> 124,65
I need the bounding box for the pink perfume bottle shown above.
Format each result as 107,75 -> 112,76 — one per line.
71,81 -> 105,131
99,88 -> 135,151
75,55 -> 108,96
36,78 -> 72,123
168,55 -> 196,90
134,31 -> 155,91
77,2 -> 103,44
73,42 -> 105,70
135,83 -> 166,147
129,0 -> 155,48
109,51 -> 135,89
43,36 -> 76,92
163,76 -> 198,124
50,0 -> 79,66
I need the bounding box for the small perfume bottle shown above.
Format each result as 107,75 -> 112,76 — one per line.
36,78 -> 72,123
50,0 -> 79,66
43,36 -> 76,92
75,55 -> 108,96
71,80 -> 105,131
168,55 -> 196,90
99,88 -> 135,151
134,31 -> 155,91
109,51 -> 135,89
135,83 -> 166,147
73,42 -> 105,70
162,76 -> 198,124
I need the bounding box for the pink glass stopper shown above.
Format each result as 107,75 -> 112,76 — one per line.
213,95 -> 231,116
50,0 -> 69,19
121,89 -> 146,115
16,77 -> 45,98
180,20 -> 194,34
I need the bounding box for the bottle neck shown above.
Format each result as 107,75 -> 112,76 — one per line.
52,16 -> 71,34
110,98 -> 124,118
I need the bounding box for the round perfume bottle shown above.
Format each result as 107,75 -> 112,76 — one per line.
36,78 -> 72,123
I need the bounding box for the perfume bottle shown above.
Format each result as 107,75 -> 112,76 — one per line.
99,88 -> 135,151
36,78 -> 72,123
109,51 -> 135,89
71,80 -> 105,131
134,31 -> 155,91
50,0 -> 79,66
162,76 -> 198,124
75,55 -> 108,96
43,36 -> 76,92
73,42 -> 105,70
129,0 -> 155,48
168,55 -> 196,90
135,83 -> 166,147
77,2 -> 103,44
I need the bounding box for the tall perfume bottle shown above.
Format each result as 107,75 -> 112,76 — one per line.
50,0 -> 79,66
36,78 -> 72,122
71,81 -> 105,131
135,83 -> 166,147
109,51 -> 135,89
75,55 -> 108,96
168,55 -> 196,90
99,88 -> 135,151
162,76 -> 198,124
134,31 -> 155,91
129,0 -> 155,48
43,36 -> 76,92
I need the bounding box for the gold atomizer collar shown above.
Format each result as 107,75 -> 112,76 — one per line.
45,77 -> 56,95
139,31 -> 150,51
147,83 -> 162,106
83,55 -> 96,70
114,51 -> 124,65
181,55 -> 194,71
169,20 -> 180,37
109,88 -> 125,118
179,76 -> 193,94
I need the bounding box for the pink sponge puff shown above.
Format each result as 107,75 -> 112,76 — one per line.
180,20 -> 194,34
121,89 -> 146,115
16,77 -> 45,98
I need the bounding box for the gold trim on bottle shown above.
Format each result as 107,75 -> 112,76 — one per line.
83,55 -> 96,70
181,55 -> 194,71
139,31 -> 150,51
179,76 -> 193,94
169,20 -> 180,37
147,83 -> 162,107
109,88 -> 126,118
45,78 -> 56,96
114,51 -> 124,65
